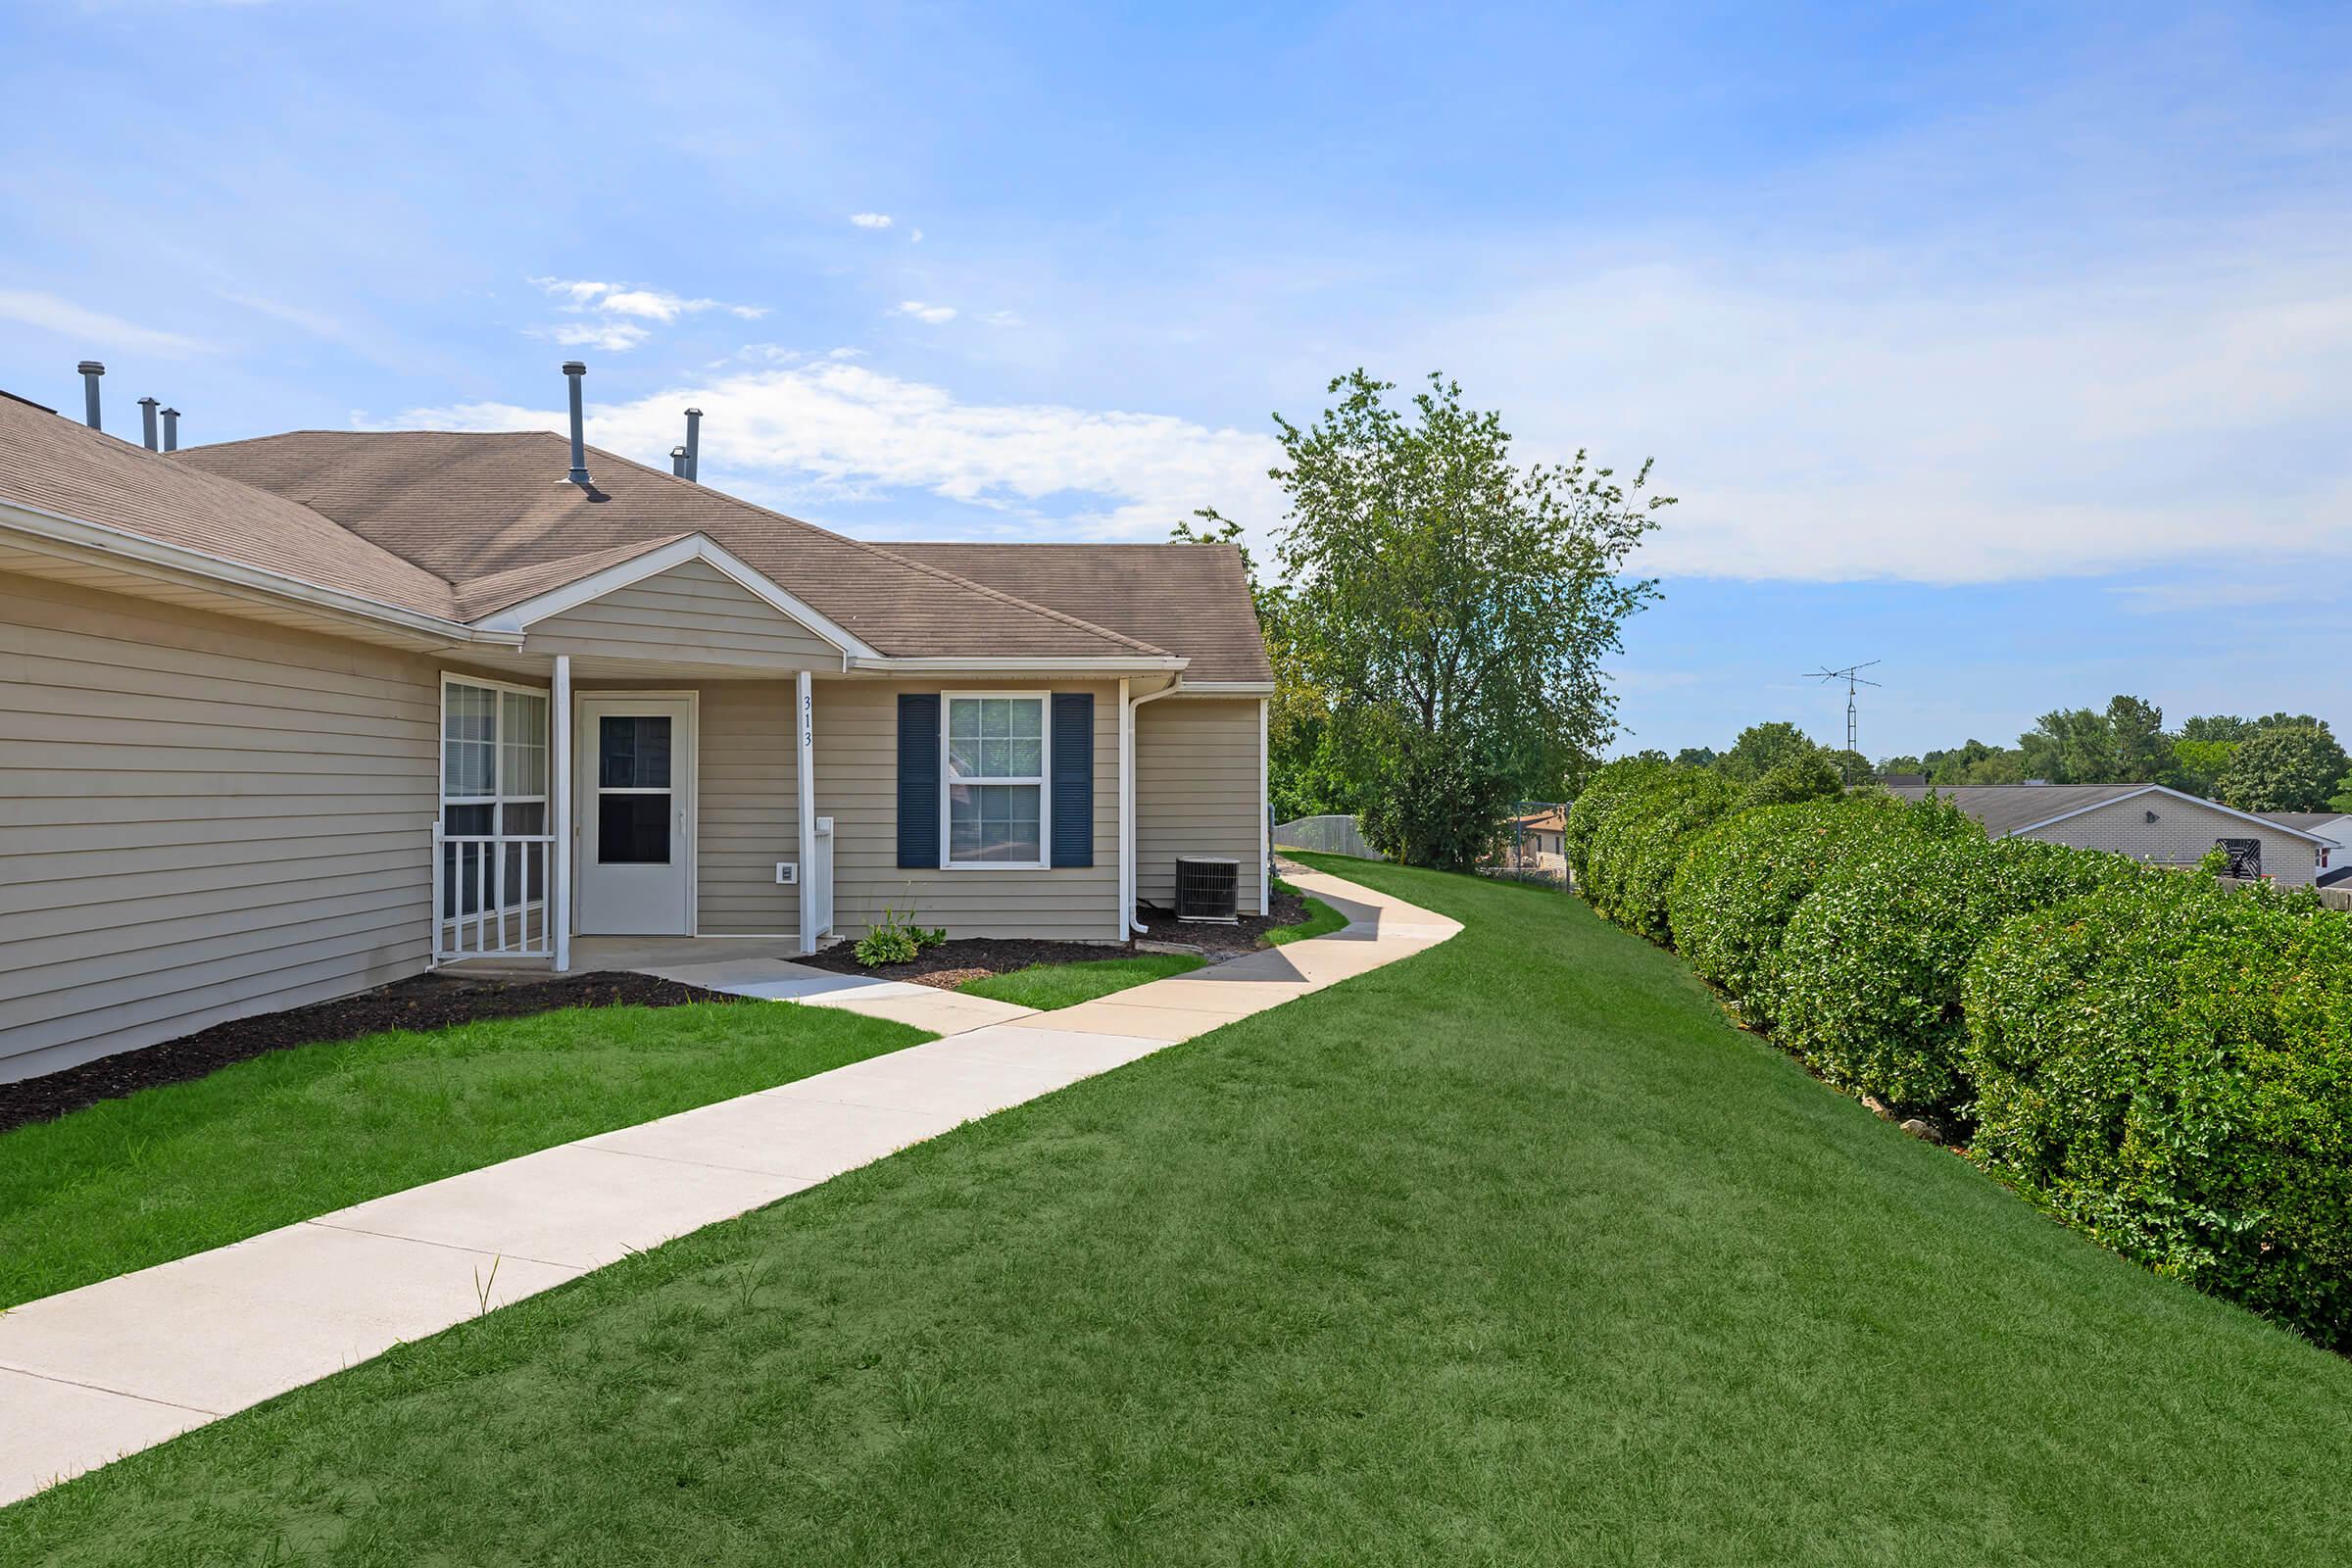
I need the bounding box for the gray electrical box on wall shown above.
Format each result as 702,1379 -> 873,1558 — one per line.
775,862 -> 799,885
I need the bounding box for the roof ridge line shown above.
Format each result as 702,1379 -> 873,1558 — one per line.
579,441 -> 1177,659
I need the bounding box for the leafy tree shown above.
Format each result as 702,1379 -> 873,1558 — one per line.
1716,721 -> 1816,784
2169,737 -> 2238,799
2330,774 -> 2352,814
1214,369 -> 1668,869
1877,755 -> 1926,776
2219,726 -> 2352,813
1823,748 -> 1874,785
2180,713 -> 2256,744
2254,711 -> 2335,737
1737,748 -> 1844,808
1926,740 -> 2026,786
2104,695 -> 2171,782
1672,746 -> 1720,769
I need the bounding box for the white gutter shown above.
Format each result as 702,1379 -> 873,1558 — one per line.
1122,675 -> 1185,936
849,655 -> 1186,674
0,498 -> 523,648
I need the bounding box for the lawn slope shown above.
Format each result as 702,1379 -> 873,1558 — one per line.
0,1002 -> 927,1307
8,858 -> 2350,1564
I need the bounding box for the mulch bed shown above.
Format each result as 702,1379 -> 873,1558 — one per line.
800,885 -> 1321,986
1134,886 -> 1313,955
799,937 -> 1137,990
0,971 -> 746,1134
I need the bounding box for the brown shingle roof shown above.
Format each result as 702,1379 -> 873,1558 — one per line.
887,542 -> 1273,684
171,430 -> 1174,661
0,393 -> 461,619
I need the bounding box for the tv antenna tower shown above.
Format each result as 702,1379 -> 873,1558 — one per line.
1804,661 -> 1882,755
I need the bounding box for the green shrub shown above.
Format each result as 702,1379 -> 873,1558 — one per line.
1736,748 -> 1844,808
1962,875 -> 2352,1348
1776,836 -> 2139,1113
1581,767 -> 1740,943
856,900 -> 946,967
1563,756 -> 1668,886
1667,793 -> 1976,1027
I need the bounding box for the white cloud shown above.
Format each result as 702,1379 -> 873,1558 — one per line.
391,361 -> 1285,549
909,227 -> 924,244
523,277 -> 766,346
0,289 -> 207,356
849,213 -> 894,229
541,320 -> 650,352
893,300 -> 957,324
1412,242 -> 2352,585
981,310 -> 1024,327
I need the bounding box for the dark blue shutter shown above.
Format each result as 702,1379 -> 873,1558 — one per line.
897,693 -> 941,868
1051,692 -> 1094,868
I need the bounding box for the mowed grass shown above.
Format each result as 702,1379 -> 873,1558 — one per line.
1267,889 -> 1347,945
0,1002 -> 928,1308
957,952 -> 1205,1009
9,856 -> 2352,1564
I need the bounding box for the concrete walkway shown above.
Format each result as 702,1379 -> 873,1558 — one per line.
0,863 -> 1456,1507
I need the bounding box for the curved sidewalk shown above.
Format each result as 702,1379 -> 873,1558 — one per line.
0,863 -> 1455,1507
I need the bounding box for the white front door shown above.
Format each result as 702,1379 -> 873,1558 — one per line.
574,695 -> 696,936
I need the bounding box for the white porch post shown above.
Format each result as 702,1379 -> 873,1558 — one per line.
1116,678 -> 1133,940
797,668 -> 817,956
552,655 -> 573,972
1258,696 -> 1270,915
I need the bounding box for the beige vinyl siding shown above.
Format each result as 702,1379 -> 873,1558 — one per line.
1136,697 -> 1264,914
0,572 -> 439,1082
693,682 -> 800,934
524,558 -> 842,671
2020,795 -> 2324,887
814,678 -> 1120,942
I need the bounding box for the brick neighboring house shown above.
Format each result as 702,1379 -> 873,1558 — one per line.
1886,783 -> 2340,887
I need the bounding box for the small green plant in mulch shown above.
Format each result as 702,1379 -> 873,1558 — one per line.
857,899 -> 949,967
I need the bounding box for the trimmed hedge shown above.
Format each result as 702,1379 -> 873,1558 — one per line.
1962,875 -> 2352,1348
1666,792 -> 1975,1029
1776,836 -> 2141,1114
1580,767 -> 1740,943
1563,757 -> 1668,887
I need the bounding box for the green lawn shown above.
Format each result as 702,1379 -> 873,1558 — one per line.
0,1002 -> 928,1309
1266,889 -> 1347,945
10,856 -> 2352,1564
957,952 -> 1205,1009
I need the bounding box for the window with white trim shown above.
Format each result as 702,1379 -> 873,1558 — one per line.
440,675 -> 550,913
943,694 -> 1048,867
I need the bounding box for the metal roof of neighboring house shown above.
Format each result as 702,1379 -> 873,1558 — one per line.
1888,783 -> 2341,845
2258,811 -> 2349,835
887,542 -> 1273,684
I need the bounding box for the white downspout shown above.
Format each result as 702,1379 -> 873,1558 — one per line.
552,654 -> 573,972
797,668 -> 817,956
1258,696 -> 1270,916
1117,678 -> 1132,941
1125,676 -> 1184,936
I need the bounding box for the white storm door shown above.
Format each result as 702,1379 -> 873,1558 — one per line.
574,696 -> 695,936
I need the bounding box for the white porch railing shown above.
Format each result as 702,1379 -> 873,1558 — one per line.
432,828 -> 557,960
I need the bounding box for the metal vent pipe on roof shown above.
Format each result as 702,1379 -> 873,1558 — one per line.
562,362 -> 592,486
161,408 -> 179,452
683,407 -> 702,482
670,445 -> 689,477
138,397 -> 159,451
76,362 -> 105,430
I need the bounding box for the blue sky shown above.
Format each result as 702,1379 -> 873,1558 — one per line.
4,1 -> 2348,760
